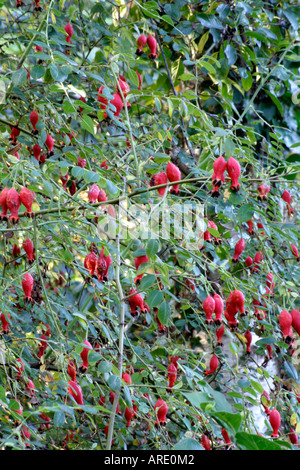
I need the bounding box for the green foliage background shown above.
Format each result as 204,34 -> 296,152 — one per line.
0,0 -> 300,450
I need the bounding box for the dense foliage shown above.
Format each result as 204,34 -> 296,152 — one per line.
0,0 -> 300,451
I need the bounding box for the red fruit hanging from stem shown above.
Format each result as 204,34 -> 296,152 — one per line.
246,219 -> 254,235
84,251 -> 98,277
67,360 -> 77,382
19,187 -> 35,218
64,23 -> 74,43
149,172 -> 168,197
216,324 -> 225,346
291,309 -> 300,336
205,355 -> 219,375
68,380 -> 84,406
0,187 -> 9,221
79,339 -> 93,372
291,244 -> 300,261
212,156 -> 226,187
6,187 -> 21,224
226,157 -> 241,191
282,190 -> 294,214
37,334 -> 48,358
134,249 -> 149,284
244,329 -> 252,354
12,243 -> 21,265
22,272 -> 34,302
232,238 -> 245,263
45,134 -> 54,155
136,34 -> 147,56
257,183 -> 270,201
147,34 -> 158,59
30,110 -> 39,134
154,398 -> 168,426
214,294 -> 223,325
201,434 -> 211,450
128,288 -> 146,316
261,390 -> 271,415
23,238 -> 35,264
203,295 -> 215,325
166,162 -> 181,194
88,183 -> 100,203
279,310 -> 293,343
1,313 -> 10,333
269,408 -> 281,438
167,362 -> 177,391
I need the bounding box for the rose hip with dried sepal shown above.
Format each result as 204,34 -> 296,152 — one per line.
6,187 -> 21,224
19,187 -> 35,218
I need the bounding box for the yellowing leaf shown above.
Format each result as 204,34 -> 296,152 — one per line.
51,11 -> 56,24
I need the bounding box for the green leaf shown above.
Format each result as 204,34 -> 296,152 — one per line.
146,290 -> 164,308
12,69 -> 27,86
283,361 -> 299,382
127,69 -> 139,87
157,301 -> 171,325
107,375 -> 121,392
238,203 -> 254,223
173,438 -> 204,450
146,239 -> 159,257
224,44 -> 237,66
81,115 -> 95,135
209,411 -> 242,434
54,410 -> 65,427
123,385 -> 132,408
236,432 -> 286,450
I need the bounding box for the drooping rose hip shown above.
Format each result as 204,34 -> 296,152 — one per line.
134,249 -> 149,284
232,238 -> 245,262
226,157 -> 241,191
279,310 -> 293,343
128,288 -> 146,316
212,156 -> 226,187
216,324 -> 225,346
64,23 -> 74,44
19,187 -> 35,218
22,272 -> 34,302
0,187 -> 9,221
68,380 -> 84,406
282,190 -> 294,214
45,134 -> 54,155
30,110 -> 39,134
166,162 -> 181,194
147,34 -> 158,60
203,295 -> 215,325
291,244 -> 300,261
291,309 -> 300,336
244,329 -> 252,354
205,355 -> 219,375
257,183 -> 270,201
6,187 -> 21,224
167,362 -> 177,391
23,238 -> 35,264
88,183 -> 100,203
79,339 -> 93,372
269,408 -> 281,438
136,34 -> 147,56
154,398 -> 168,426
84,251 -> 98,277
201,434 -> 211,450
149,172 -> 168,197
214,293 -> 223,325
